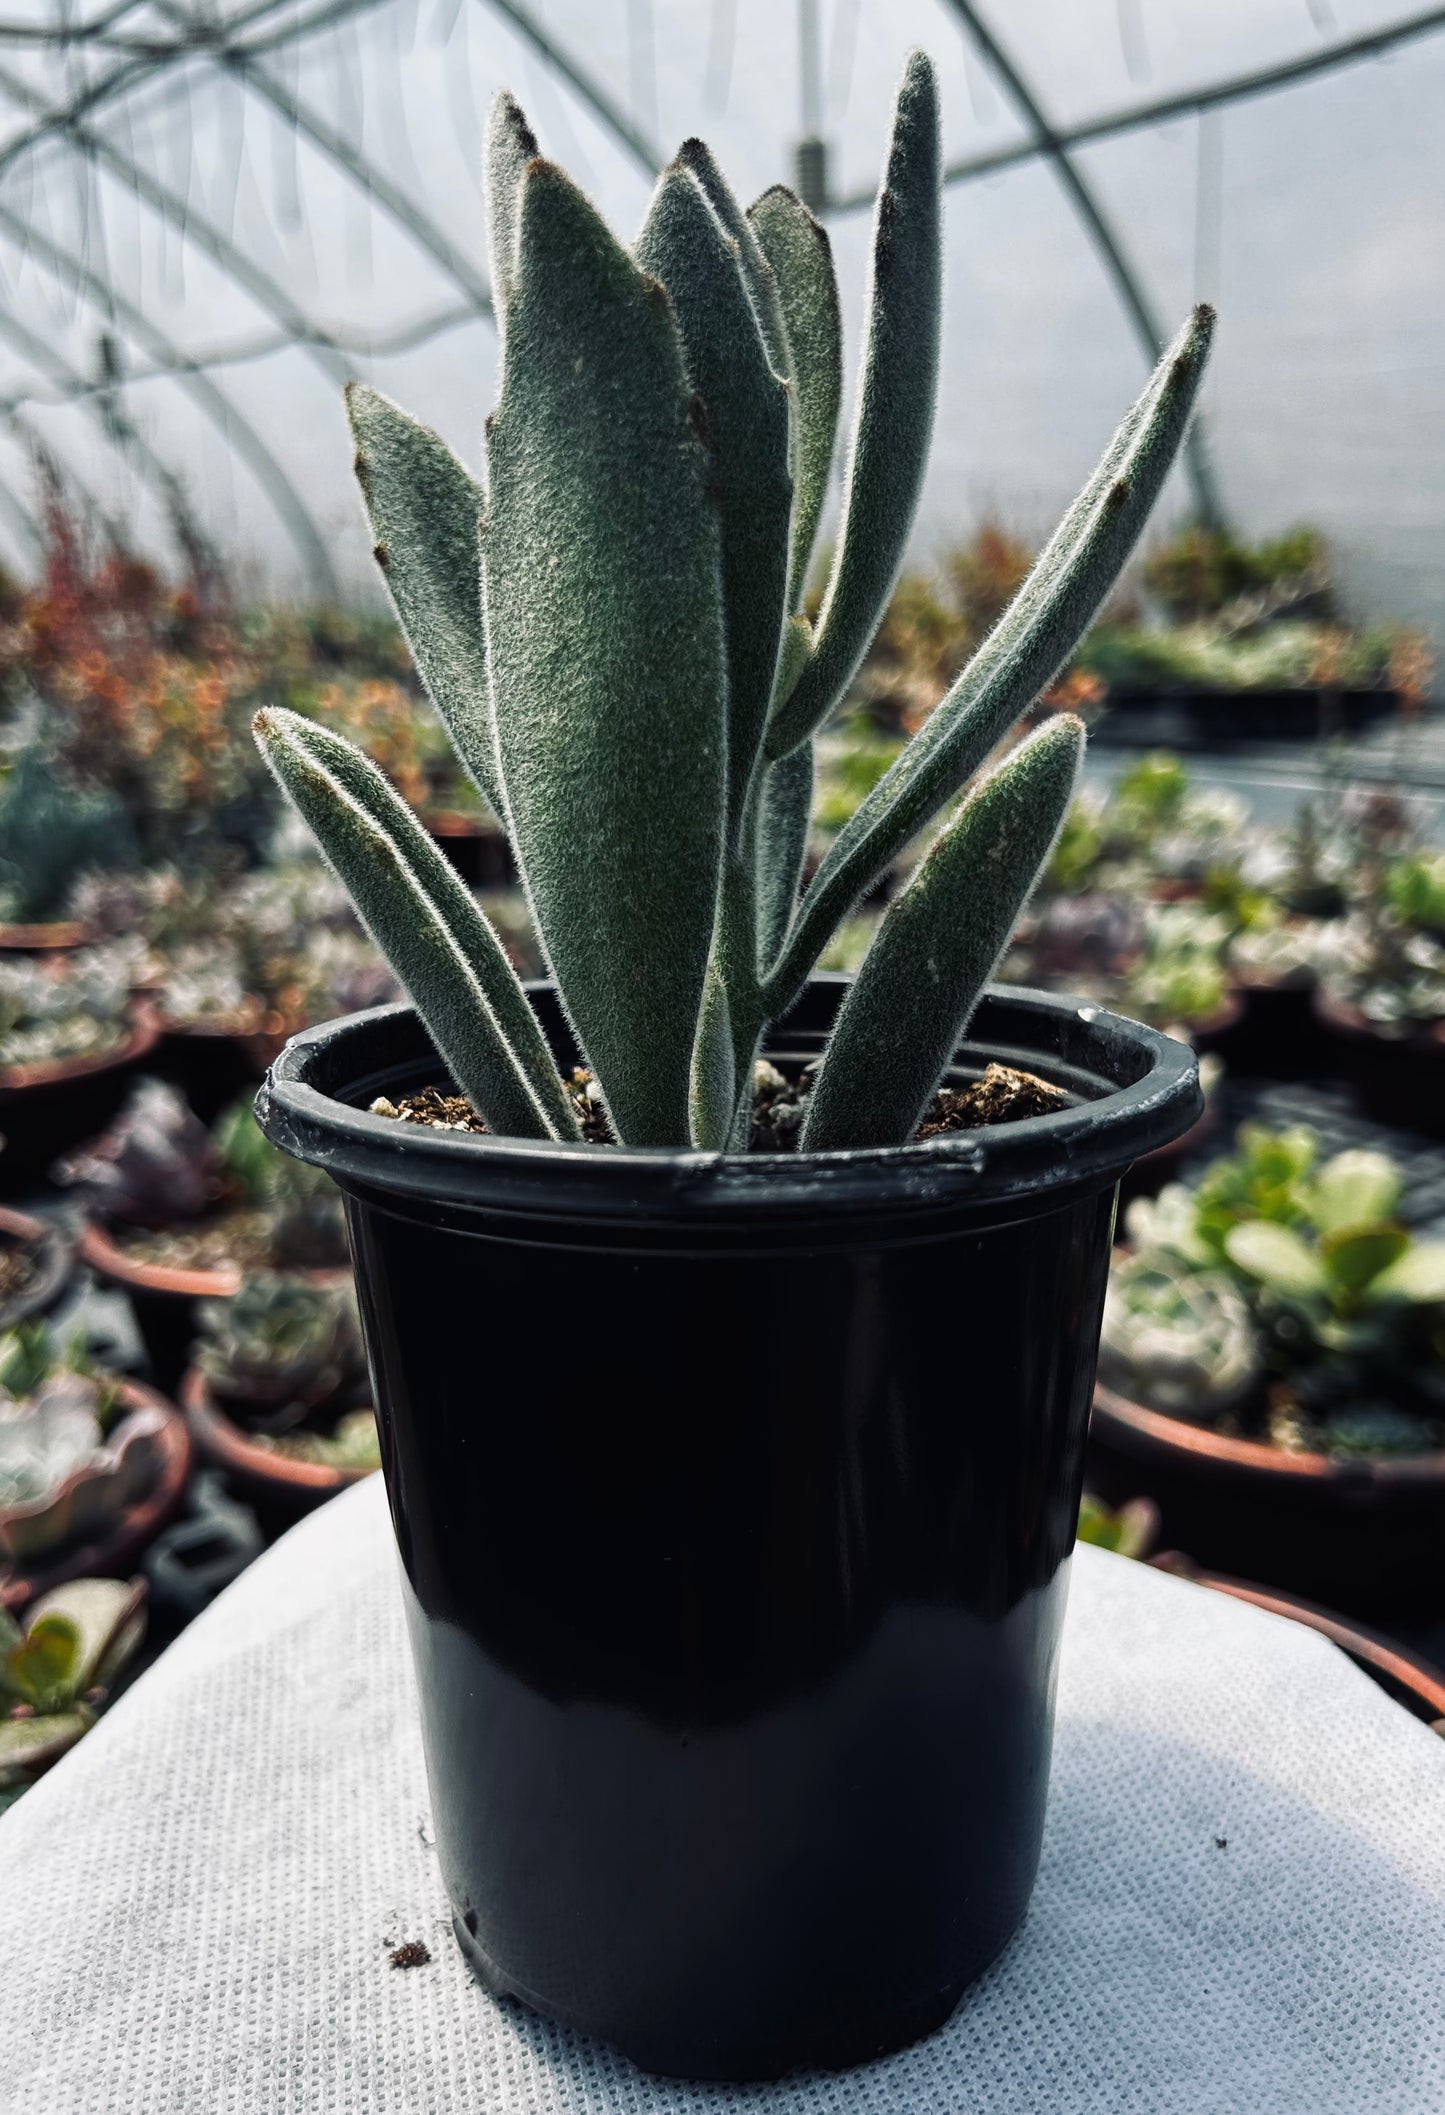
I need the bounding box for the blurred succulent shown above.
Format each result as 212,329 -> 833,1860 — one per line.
264,1405 -> 380,1472
212,1095 -> 348,1266
55,1076 -> 221,1226
1141,523 -> 1331,624
1099,1252 -> 1260,1418
1075,1491 -> 1159,1560
195,1273 -> 361,1419
1121,904 -> 1230,1031
254,57 -> 1213,1153
0,1576 -> 147,1800
0,941 -> 139,1072
1121,1127 -> 1445,1449
1315,909 -> 1445,1032
0,744 -> 134,924
1385,853 -> 1445,939
1226,918 -> 1321,990
0,1327 -> 161,1563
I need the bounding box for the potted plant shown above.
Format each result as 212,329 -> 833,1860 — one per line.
68,1081 -> 351,1391
1314,847 -> 1445,1135
0,1324 -> 189,1610
181,1272 -> 377,1532
0,943 -> 158,1189
0,743 -> 133,952
1092,1123 -> 1445,1616
251,56 -> 1208,2079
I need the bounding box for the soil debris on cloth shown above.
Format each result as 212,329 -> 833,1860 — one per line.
372,1062 -> 1069,1152
388,1941 -> 431,1969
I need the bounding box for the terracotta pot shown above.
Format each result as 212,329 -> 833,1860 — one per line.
1089,1378 -> 1445,1621
0,920 -> 94,955
0,1005 -> 161,1193
423,810 -> 516,888
80,1218 -> 352,1394
1312,988 -> 1445,1138
1155,1557 -> 1445,1727
180,1365 -> 375,1535
0,1379 -> 191,1611
0,1205 -> 75,1330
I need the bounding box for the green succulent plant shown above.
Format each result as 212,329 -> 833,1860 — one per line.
0,1576 -> 146,1803
254,53 -> 1213,1154
195,1273 -> 361,1413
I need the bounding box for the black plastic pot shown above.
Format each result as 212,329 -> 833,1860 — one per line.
257,977 -> 1198,2081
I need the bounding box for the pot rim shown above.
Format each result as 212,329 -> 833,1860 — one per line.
1093,1379 -> 1445,1488
1155,1558 -> 1445,1720
80,1215 -> 353,1301
257,977 -> 1200,1226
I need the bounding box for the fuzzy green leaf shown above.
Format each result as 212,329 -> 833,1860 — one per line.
1224,1221 -> 1330,1301
766,304 -> 1216,1016
255,709 -> 563,1141
345,384 -> 500,817
749,185 -> 843,614
676,137 -> 791,382
484,90 -> 539,342
755,738 -> 814,974
689,961 -> 735,1151
483,160 -> 728,1147
801,716 -> 1083,1152
258,708 -> 578,1139
766,51 -> 941,758
636,164 -> 792,842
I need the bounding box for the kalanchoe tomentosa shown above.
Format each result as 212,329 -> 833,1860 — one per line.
254,51 -> 1215,1153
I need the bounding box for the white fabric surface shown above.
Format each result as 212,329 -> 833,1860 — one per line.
2,1475 -> 1443,2115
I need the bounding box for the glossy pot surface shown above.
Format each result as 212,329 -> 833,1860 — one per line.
259,979 -> 1198,2079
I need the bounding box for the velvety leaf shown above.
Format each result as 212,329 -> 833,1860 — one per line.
755,737 -> 814,974
749,185 -> 843,612
636,164 -> 792,842
766,50 -> 941,757
345,385 -> 500,817
1311,1149 -> 1401,1239
801,716 -> 1083,1152
255,710 -> 562,1141
259,709 -> 576,1138
1224,1220 -> 1330,1301
483,159 -> 728,1146
484,89 -> 539,343
689,961 -> 735,1151
765,303 -> 1216,1015
676,138 -> 791,382
1366,1240 -> 1445,1306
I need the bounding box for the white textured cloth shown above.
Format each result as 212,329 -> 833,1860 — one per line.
2,1476 -> 1443,2115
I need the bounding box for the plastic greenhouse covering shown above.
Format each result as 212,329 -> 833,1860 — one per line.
0,0 -> 1439,639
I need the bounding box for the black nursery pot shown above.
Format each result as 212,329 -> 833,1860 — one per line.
258,977 -> 1198,2081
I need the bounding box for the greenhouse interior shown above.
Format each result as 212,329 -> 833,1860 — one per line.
1,3 -> 1444,2108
